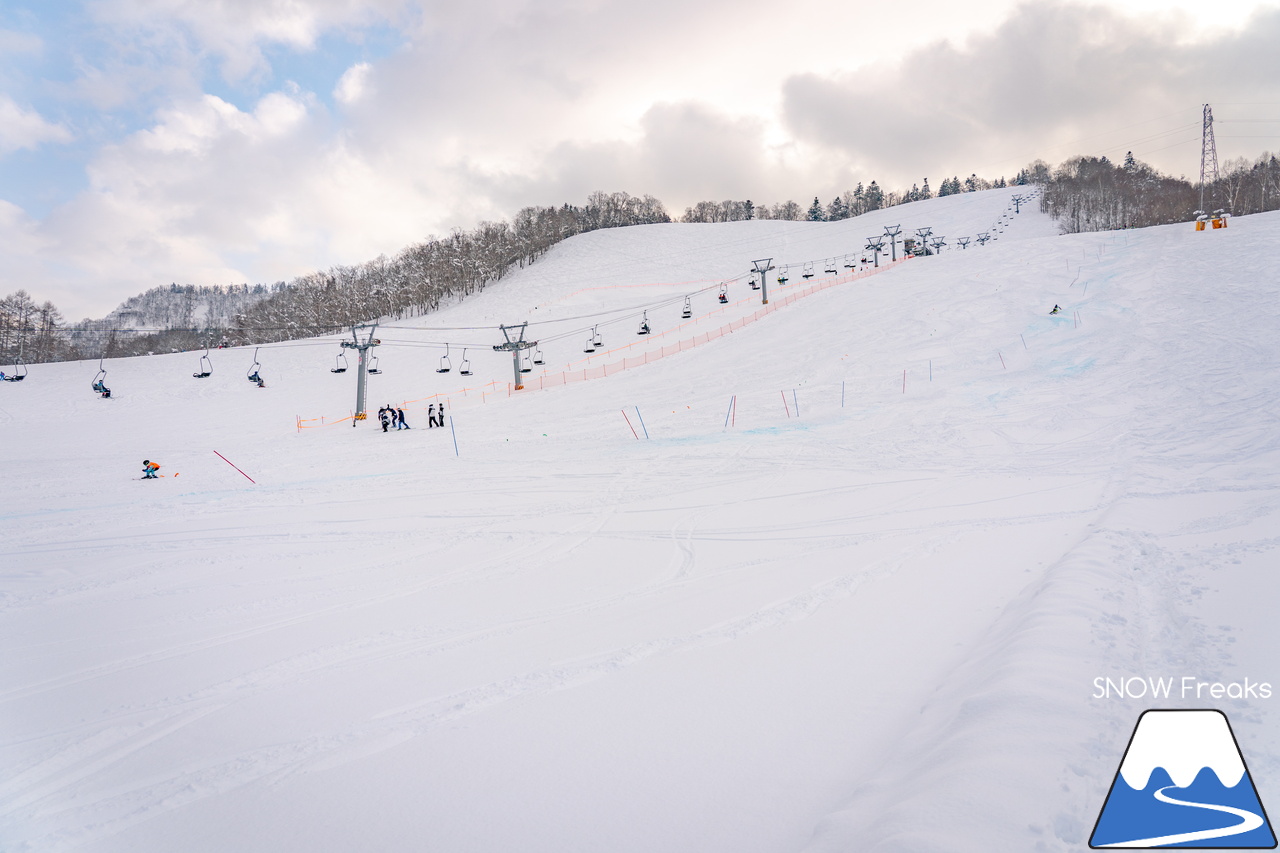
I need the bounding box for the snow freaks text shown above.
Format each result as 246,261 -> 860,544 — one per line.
1093,676 -> 1273,700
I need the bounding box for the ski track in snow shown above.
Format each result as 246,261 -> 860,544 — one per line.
3,190 -> 1279,852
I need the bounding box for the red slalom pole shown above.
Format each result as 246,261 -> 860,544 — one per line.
621,409 -> 639,439
214,450 -> 256,484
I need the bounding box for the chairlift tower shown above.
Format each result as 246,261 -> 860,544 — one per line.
958,237 -> 971,250
865,237 -> 886,267
930,237 -> 946,254
341,323 -> 380,425
914,227 -> 932,256
1199,103 -> 1220,213
752,258 -> 773,304
883,224 -> 902,261
1012,194 -> 1023,213
976,232 -> 991,246
494,322 -> 537,390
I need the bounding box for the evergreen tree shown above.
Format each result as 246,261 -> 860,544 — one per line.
807,196 -> 825,221
826,196 -> 849,220
920,178 -> 933,200
864,181 -> 884,210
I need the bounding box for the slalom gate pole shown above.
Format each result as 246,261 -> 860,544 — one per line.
731,395 -> 736,427
449,416 -> 459,456
213,450 -> 256,484
1021,334 -> 1028,350
781,390 -> 790,418
999,351 -> 1006,369
724,397 -> 734,428
929,359 -> 933,381
841,381 -> 845,408
635,406 -> 649,439
902,369 -> 906,394
792,389 -> 798,417
622,408 -> 639,439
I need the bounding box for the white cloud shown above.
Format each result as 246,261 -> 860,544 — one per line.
334,62 -> 373,105
0,95 -> 72,154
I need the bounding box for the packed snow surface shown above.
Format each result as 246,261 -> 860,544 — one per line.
3,188 -> 1279,852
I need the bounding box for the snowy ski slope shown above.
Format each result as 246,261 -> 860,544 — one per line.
4,187 -> 1280,852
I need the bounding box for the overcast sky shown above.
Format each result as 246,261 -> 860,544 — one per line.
3,0 -> 1279,319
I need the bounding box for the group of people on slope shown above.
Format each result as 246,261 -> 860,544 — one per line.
377,402 -> 447,433
379,405 -> 409,432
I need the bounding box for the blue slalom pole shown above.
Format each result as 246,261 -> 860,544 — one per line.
635,406 -> 649,439
449,416 -> 459,456
792,389 -> 798,417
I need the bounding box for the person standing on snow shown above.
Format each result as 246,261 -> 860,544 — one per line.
379,409 -> 391,432
396,407 -> 409,429
426,403 -> 435,428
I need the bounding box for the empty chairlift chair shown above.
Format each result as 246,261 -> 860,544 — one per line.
4,357 -> 26,381
520,353 -> 532,373
802,263 -> 815,279
843,254 -> 856,269
459,349 -> 472,376
367,355 -> 382,375
825,259 -> 838,274
533,348 -> 544,365
682,297 -> 692,319
193,347 -> 213,378
330,352 -> 348,374
437,344 -> 452,373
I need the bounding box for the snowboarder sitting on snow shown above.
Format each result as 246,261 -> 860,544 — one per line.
1050,304 -> 1062,314
142,460 -> 160,479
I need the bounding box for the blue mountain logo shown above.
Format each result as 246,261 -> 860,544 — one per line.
1091,709 -> 1276,848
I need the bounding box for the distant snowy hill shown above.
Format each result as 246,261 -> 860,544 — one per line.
3,188 -> 1278,853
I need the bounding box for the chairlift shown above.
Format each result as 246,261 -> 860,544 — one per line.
4,356 -> 26,381
843,254 -> 856,269
584,337 -> 596,353
368,354 -> 382,375
330,351 -> 348,374
637,311 -> 651,335
91,358 -> 109,396
437,343 -> 452,373
718,287 -> 728,304
777,265 -> 789,284
246,347 -> 262,383
802,263 -> 815,279
193,346 -> 213,378
593,326 -> 603,347
824,258 -> 838,274
533,348 -> 544,365
520,353 -> 532,373
460,348 -> 472,375
682,296 -> 692,319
